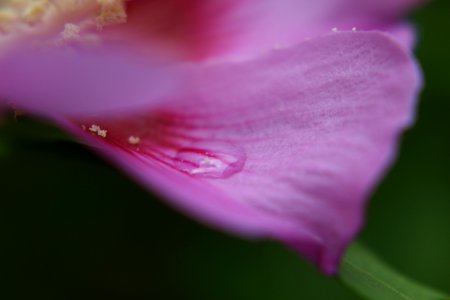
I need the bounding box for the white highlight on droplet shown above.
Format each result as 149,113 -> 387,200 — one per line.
190,157 -> 226,175
175,142 -> 246,179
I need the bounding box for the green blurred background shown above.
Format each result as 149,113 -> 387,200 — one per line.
1,1 -> 449,299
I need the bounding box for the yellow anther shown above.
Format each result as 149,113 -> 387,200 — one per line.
21,0 -> 49,25
0,9 -> 18,33
5,0 -> 28,10
96,0 -> 126,30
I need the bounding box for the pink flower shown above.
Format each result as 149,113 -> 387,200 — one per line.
0,0 -> 422,274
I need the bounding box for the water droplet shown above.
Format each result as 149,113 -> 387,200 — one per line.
175,142 -> 246,179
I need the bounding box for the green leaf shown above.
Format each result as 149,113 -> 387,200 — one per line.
0,139 -> 9,159
2,116 -> 74,143
339,243 -> 449,300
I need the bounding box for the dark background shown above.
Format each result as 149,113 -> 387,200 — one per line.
1,1 -> 449,299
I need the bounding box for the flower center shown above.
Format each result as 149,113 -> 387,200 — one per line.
0,0 -> 238,60
0,0 -> 126,26
0,0 -> 126,46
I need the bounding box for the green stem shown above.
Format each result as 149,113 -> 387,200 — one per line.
339,243 -> 449,300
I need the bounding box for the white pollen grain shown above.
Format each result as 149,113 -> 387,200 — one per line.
89,124 -> 100,133
128,136 -> 140,145
97,129 -> 107,138
88,124 -> 107,137
61,23 -> 80,40
331,27 -> 338,32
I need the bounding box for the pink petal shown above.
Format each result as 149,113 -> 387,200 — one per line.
106,0 -> 243,60
0,45 -> 185,116
0,0 -> 421,116
170,0 -> 425,57
0,0 -> 422,114
85,0 -> 425,60
46,32 -> 420,274
386,22 -> 417,49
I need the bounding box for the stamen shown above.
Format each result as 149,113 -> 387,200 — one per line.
0,9 -> 17,33
96,0 -> 127,30
61,23 -> 80,40
0,0 -> 128,44
21,0 -> 49,25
